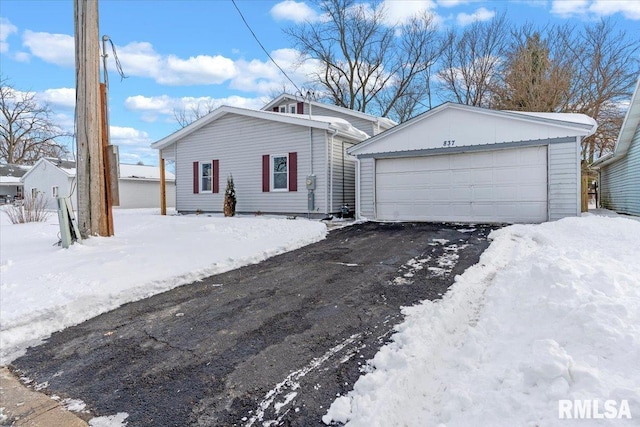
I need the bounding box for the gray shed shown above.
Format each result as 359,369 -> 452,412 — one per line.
348,103 -> 597,224
591,76 -> 640,216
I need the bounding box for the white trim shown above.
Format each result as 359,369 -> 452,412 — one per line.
199,161 -> 213,194
270,154 -> 289,192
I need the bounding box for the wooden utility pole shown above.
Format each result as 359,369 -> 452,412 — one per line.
159,153 -> 167,215
75,0 -> 108,237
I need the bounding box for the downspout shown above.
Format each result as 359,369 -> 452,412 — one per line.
328,128 -> 337,214
355,157 -> 361,220
341,140 -> 346,208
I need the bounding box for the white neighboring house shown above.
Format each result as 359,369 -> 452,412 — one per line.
348,103 -> 598,224
0,164 -> 30,203
21,158 -> 175,209
117,164 -> 176,209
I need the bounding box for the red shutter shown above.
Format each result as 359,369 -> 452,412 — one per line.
273,107 -> 279,112
262,155 -> 270,192
193,161 -> 199,194
297,102 -> 304,114
289,152 -> 297,192
212,159 -> 219,193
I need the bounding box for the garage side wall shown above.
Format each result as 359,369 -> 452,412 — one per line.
548,138 -> 580,220
358,158 -> 375,219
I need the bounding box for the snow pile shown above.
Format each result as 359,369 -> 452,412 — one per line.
0,209 -> 326,364
324,215 -> 640,426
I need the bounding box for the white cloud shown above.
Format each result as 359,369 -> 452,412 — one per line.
0,17 -> 18,53
437,0 -> 482,7
270,1 -> 319,22
381,0 -> 438,25
456,7 -> 496,25
22,30 -> 74,67
551,0 -> 640,20
124,94 -> 268,122
13,51 -> 30,62
109,126 -> 151,146
38,87 -> 76,109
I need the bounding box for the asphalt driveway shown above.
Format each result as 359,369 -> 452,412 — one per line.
10,222 -> 498,426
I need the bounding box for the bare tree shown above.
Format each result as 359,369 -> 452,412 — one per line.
0,77 -> 69,165
173,98 -> 219,128
285,0 -> 442,122
558,19 -> 639,163
437,13 -> 509,107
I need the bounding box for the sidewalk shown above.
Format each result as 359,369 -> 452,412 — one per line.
0,367 -> 88,427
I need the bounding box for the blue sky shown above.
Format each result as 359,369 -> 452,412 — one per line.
1,0 -> 639,166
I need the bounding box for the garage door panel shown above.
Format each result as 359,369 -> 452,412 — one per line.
375,146 -> 548,223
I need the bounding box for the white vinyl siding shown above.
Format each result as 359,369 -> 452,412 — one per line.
328,138 -> 356,213
375,146 -> 549,223
116,179 -> 176,209
298,103 -> 375,137
358,158 -> 375,219
174,114 -> 329,214
599,128 -> 640,216
548,139 -> 580,220
22,161 -> 76,209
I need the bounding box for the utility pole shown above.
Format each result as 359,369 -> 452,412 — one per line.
75,0 -> 108,237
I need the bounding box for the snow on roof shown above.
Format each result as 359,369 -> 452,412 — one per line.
119,164 -> 175,181
0,163 -> 32,179
280,113 -> 371,139
0,176 -> 23,184
506,111 -> 597,134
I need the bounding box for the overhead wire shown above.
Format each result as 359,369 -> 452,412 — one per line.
230,0 -> 302,95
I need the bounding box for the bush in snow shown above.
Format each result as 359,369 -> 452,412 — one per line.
224,174 -> 236,217
4,193 -> 49,224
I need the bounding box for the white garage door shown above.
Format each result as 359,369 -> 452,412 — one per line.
375,146 -> 548,223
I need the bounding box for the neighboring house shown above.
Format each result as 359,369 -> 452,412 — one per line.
21,158 -> 175,209
263,93 -> 396,137
348,102 -> 597,224
21,158 -> 76,209
591,76 -> 640,216
0,164 -> 30,203
151,105 -> 369,216
117,164 -> 176,209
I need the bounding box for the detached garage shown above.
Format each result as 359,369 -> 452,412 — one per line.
349,103 -> 597,223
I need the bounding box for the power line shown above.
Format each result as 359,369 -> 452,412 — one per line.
230,0 -> 302,94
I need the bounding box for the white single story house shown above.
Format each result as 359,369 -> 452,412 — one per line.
348,103 -> 597,224
21,158 -> 175,209
263,93 -> 396,137
151,105 -> 370,216
0,164 -> 29,203
590,76 -> 640,216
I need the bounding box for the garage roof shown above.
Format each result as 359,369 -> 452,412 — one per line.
348,103 -> 597,157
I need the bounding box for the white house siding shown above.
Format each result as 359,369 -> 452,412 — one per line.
548,139 -> 581,220
117,180 -> 176,209
358,158 -> 376,219
328,138 -> 356,214
175,114 -> 330,215
300,104 -> 376,136
22,162 -> 75,209
600,129 -> 640,215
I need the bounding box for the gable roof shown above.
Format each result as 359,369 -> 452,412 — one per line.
591,75 -> 640,169
348,102 -> 597,156
262,93 -> 397,129
151,105 -> 369,151
21,158 -> 76,181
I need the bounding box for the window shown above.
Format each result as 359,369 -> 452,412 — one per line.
52,186 -> 59,198
278,105 -> 287,113
31,188 -> 38,198
272,155 -> 288,190
289,104 -> 297,114
200,162 -> 212,193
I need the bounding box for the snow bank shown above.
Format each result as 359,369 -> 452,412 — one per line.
324,215 -> 640,426
0,209 -> 326,364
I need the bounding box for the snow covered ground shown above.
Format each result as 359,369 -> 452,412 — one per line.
324,213 -> 640,426
2,206 -> 639,426
0,208 -> 326,365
